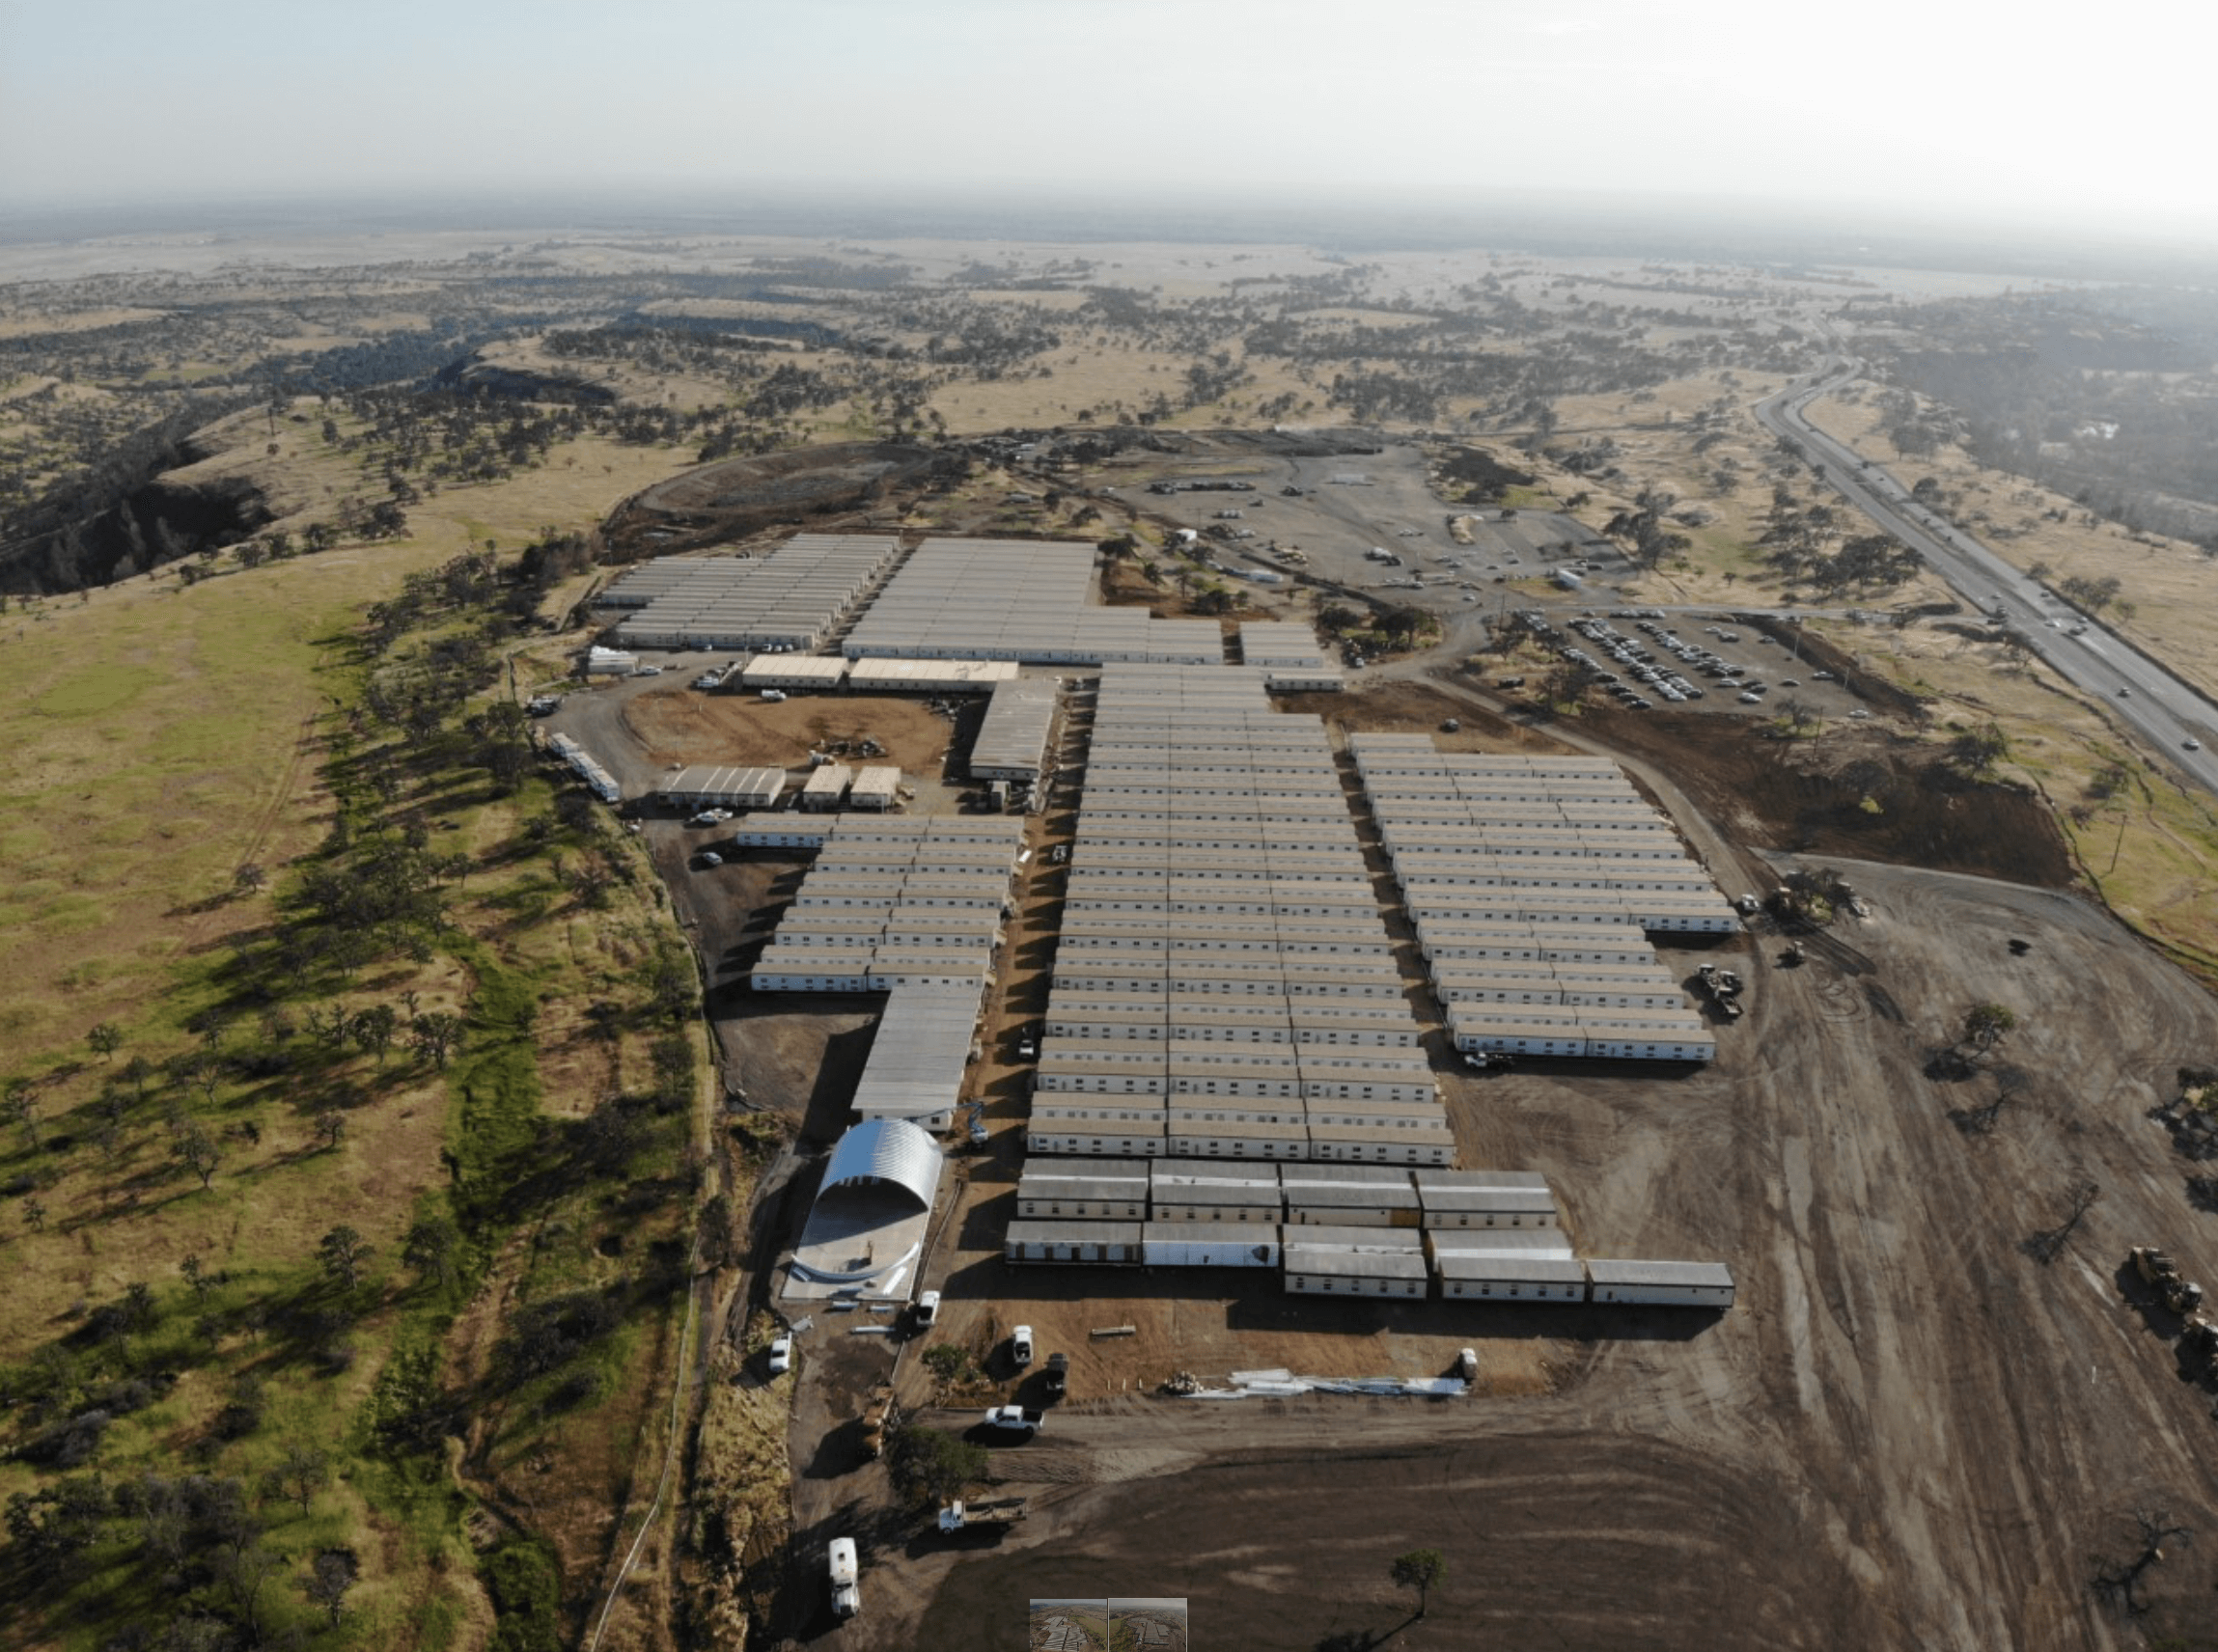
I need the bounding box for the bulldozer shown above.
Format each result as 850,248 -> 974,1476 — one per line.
2181,1313 -> 2218,1369
860,1384 -> 899,1460
2130,1246 -> 2206,1316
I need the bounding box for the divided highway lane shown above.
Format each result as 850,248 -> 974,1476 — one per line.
1756,360 -> 2218,790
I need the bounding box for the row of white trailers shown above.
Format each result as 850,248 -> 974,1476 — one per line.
544,733 -> 622,804
1000,1222 -> 1734,1309
1025,1117 -> 1456,1166
1016,1160 -> 1557,1228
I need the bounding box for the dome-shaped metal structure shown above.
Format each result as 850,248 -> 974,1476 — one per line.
818,1117 -> 943,1210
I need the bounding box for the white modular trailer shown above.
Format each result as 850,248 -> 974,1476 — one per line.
740,654 -> 852,691
846,657 -> 1021,694
1282,1179 -> 1421,1226
1304,1125 -> 1456,1166
798,764 -> 854,810
848,766 -> 902,810
663,765 -> 790,809
1025,1126 -> 1170,1158
1282,1244 -> 1430,1297
1005,1221 -> 1146,1264
1303,1099 -> 1457,1131
1140,1222 -> 1282,1267
864,953 -> 994,993
749,949 -> 877,992
1436,1254 -> 1591,1301
1163,1120 -> 1314,1160
1425,1229 -> 1577,1268
1581,1029 -> 1718,1062
1296,1074 -> 1437,1106
1445,1015 -> 1590,1059
1167,1099 -> 1304,1126
1014,1179 -> 1149,1221
1030,1097 -> 1172,1126
1149,1163 -> 1285,1224
1586,1259 -> 1736,1308
1414,1171 -> 1559,1228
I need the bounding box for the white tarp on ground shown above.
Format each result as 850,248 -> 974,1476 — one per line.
1185,1371 -> 1469,1398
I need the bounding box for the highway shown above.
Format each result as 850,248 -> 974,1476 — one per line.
1755,359 -> 2218,789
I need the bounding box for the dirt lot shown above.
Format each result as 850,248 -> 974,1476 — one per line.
1576,704 -> 2080,888
620,689 -> 955,777
846,862 -> 2218,1652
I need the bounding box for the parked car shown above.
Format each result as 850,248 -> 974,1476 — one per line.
914,1290 -> 940,1328
982,1405 -> 1044,1436
767,1335 -> 793,1376
1010,1326 -> 1034,1367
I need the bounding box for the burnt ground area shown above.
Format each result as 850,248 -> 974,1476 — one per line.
840,862 -> 2218,1652
1564,702 -> 2078,888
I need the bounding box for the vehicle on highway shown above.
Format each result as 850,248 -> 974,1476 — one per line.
2120,686 -> 2131,697
2188,739 -> 2203,751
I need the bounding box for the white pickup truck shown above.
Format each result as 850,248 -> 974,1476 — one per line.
827,1537 -> 859,1618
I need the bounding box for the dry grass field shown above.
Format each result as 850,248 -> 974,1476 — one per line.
0,430 -> 714,1652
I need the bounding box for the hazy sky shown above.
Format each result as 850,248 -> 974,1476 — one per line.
3,0 -> 2211,237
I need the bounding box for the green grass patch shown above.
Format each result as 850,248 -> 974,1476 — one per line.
32,664 -> 166,719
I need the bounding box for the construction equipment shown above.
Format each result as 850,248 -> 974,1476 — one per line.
938,1497 -> 1028,1534
1697,964 -> 1746,1019
2180,1313 -> 2218,1367
860,1384 -> 899,1460
1781,942 -> 1806,967
2131,1246 -> 2207,1316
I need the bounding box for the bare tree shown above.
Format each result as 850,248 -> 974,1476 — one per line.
2023,1177 -> 2101,1264
2091,1504 -> 2192,1615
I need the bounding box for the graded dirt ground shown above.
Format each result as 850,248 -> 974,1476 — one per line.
619,690 -> 954,776
848,862 -> 2218,1652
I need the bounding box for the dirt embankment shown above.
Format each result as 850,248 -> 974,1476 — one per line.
602,442 -> 946,557
1580,705 -> 2078,888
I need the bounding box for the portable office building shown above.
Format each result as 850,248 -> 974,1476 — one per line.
849,766 -> 902,810
1148,1164 -> 1284,1224
1436,1254 -> 1591,1302
798,764 -> 854,811
1140,1222 -> 1282,1267
1005,1222 -> 1145,1265
1024,1126 -> 1169,1158
1282,1244 -> 1430,1298
1586,1259 -> 1735,1308
662,765 -> 789,809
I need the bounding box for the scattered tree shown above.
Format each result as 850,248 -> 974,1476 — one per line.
1391,1549 -> 1448,1618
887,1424 -> 987,1505
316,1225 -> 374,1291
263,1441 -> 331,1515
402,1215 -> 461,1290
1961,1002 -> 2017,1058
87,1023 -> 123,1061
313,1108 -> 347,1151
301,1548 -> 359,1626
173,1123 -> 220,1190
